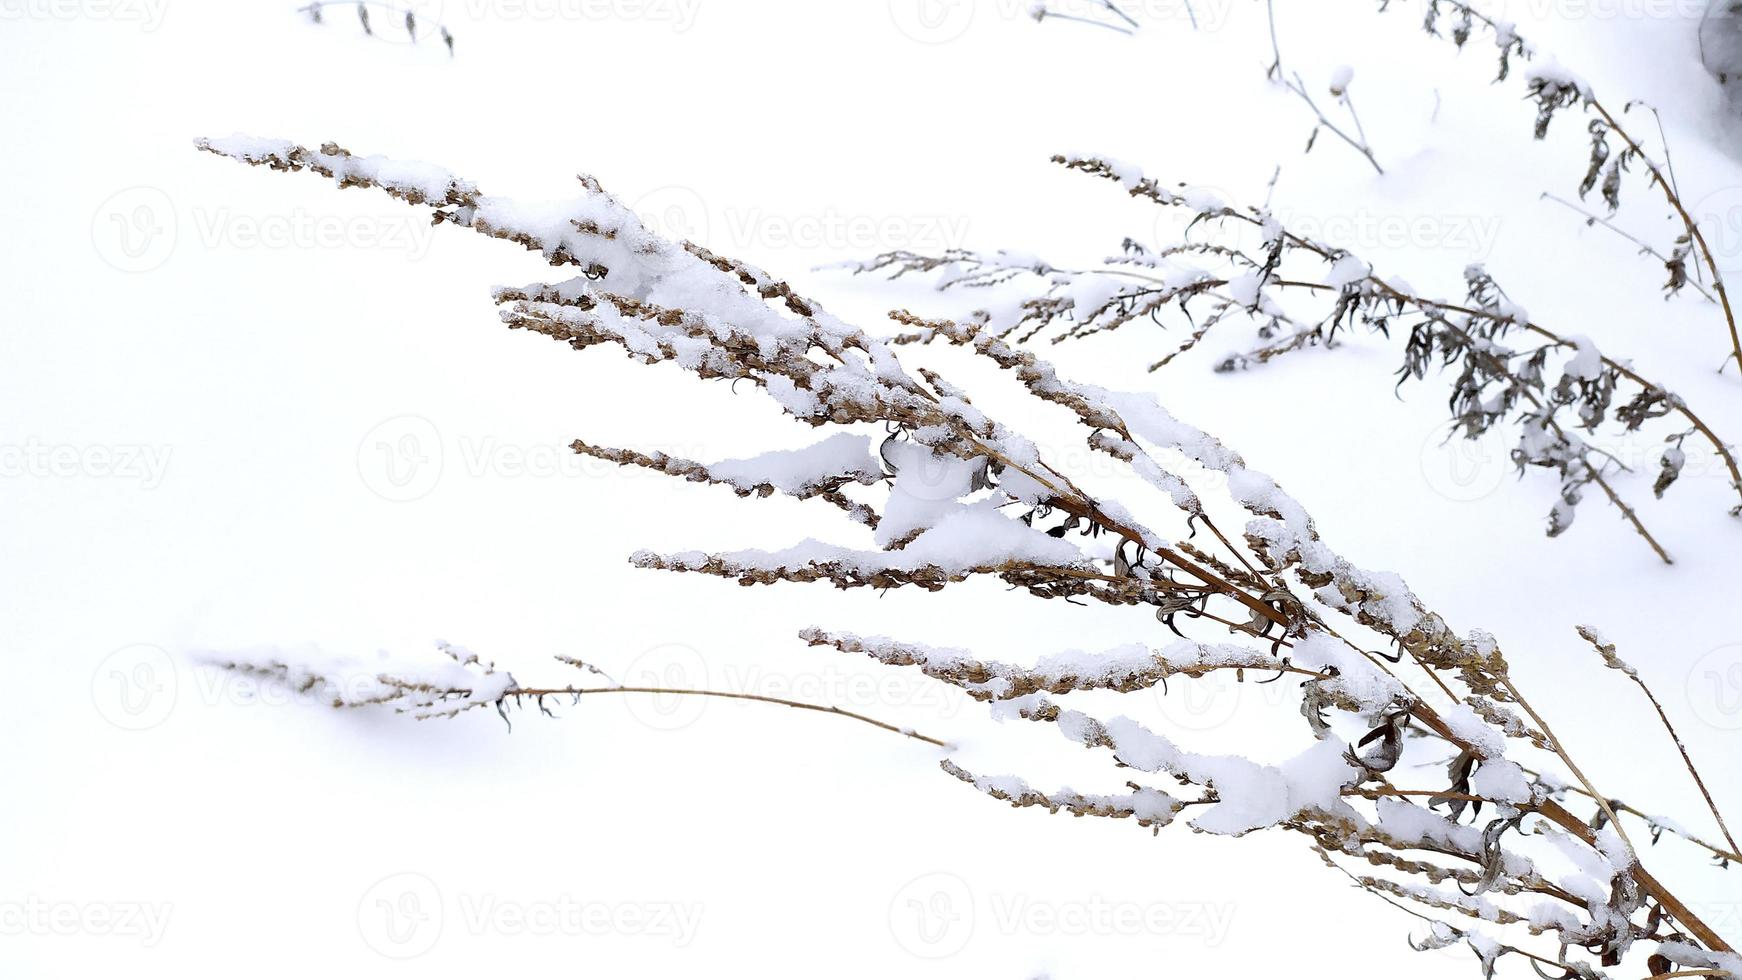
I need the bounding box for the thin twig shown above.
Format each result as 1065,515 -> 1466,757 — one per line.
1500,679 -> 1635,853
1540,193 -> 1717,304
1033,8 -> 1135,34
1545,419 -> 1674,565
1264,0 -> 1384,175
1576,628 -> 1740,858
512,685 -> 949,747
1586,97 -> 1742,376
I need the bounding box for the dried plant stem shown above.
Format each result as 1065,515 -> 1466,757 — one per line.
1585,97 -> 1742,376
1098,0 -> 1139,29
1287,245 -> 1738,503
1493,675 -> 1635,850
1387,693 -> 1696,938
1050,154 -> 1742,538
1317,852 -> 1595,974
509,685 -> 948,747
1580,462 -> 1673,565
1624,676 -> 1741,856
1539,798 -> 1732,954
1265,0 -> 1384,175
198,136 -> 1739,975
1342,93 -> 1373,150
1296,238 -> 1742,517
1348,788 -> 1495,803
1162,267 -> 1676,560
1397,0 -> 1742,375
1036,9 -> 1134,34
1577,629 -> 1741,858
1540,193 -> 1718,305
569,439 -> 880,528
1336,620 -> 1461,708
1542,416 -> 1673,565
952,430 -> 1291,632
1518,757 -> 1742,865
1275,615 -> 1707,943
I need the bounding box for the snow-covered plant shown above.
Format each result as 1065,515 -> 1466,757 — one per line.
1380,0 -> 1742,376
195,135 -> 1736,977
844,154 -> 1742,562
846,1 -> 1742,560
1019,1 -> 1741,375
201,638 -> 942,741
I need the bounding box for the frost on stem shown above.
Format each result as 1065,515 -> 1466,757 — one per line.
195,136 -> 1738,976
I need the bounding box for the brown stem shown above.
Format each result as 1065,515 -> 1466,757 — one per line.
1358,277 -> 1742,516
1539,192 -> 1719,305
1539,799 -> 1734,954
1630,676 -> 1742,855
1587,98 -> 1742,376
1403,694 -> 1732,953
1263,0 -> 1385,175
1522,766 -> 1742,865
1063,155 -> 1742,516
510,685 -> 948,747
1544,419 -> 1675,565
1495,676 -> 1636,851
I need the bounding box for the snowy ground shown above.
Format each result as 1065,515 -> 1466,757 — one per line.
2,1 -> 1740,977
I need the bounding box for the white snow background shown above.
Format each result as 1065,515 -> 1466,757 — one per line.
2,0 -> 1739,976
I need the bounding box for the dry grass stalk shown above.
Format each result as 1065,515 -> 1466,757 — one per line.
1264,0 -> 1383,174
1381,0 -> 1742,376
848,151 -> 1742,561
842,0 -> 1742,558
195,135 -> 1738,977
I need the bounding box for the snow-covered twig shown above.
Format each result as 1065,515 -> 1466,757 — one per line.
1576,626 -> 1741,862
1383,0 -> 1742,377
201,643 -> 948,745
195,136 -> 1739,974
843,154 -> 1742,558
